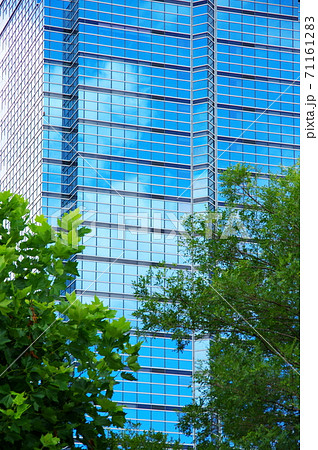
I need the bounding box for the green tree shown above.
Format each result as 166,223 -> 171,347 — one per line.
134,165 -> 300,449
105,426 -> 182,449
0,192 -> 141,449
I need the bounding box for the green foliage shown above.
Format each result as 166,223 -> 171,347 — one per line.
134,165 -> 300,449
105,426 -> 183,449
0,192 -> 141,449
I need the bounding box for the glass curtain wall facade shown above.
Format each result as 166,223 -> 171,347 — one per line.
216,0 -> 300,198
43,1 -> 194,443
0,0 -> 43,217
0,0 -> 299,446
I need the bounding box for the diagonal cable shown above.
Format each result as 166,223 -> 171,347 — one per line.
209,283 -> 300,375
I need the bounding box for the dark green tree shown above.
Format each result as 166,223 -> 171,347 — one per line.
134,165 -> 300,449
0,192 -> 141,449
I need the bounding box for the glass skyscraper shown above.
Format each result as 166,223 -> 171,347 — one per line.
0,0 -> 299,445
